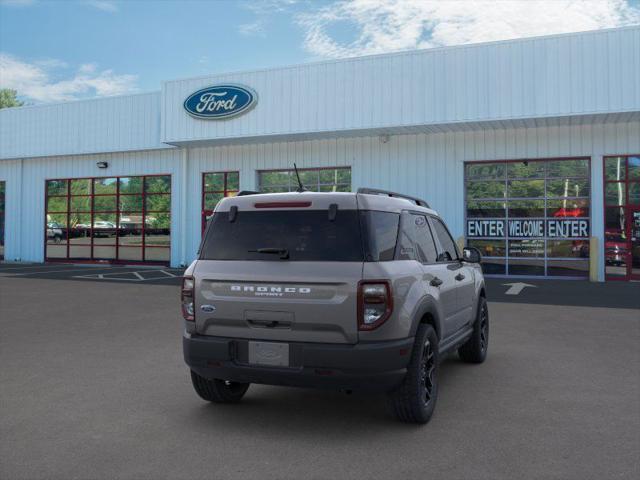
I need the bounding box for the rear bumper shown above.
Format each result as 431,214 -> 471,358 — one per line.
183,333 -> 414,392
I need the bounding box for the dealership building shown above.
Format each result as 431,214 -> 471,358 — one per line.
1,26 -> 639,281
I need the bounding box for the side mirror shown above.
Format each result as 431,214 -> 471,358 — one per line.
462,247 -> 482,263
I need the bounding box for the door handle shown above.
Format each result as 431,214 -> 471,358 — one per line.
430,277 -> 443,287
455,273 -> 465,281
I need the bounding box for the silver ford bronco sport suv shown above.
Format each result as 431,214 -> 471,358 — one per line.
182,188 -> 488,424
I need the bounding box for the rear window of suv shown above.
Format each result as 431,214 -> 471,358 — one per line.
200,209 -> 400,262
200,210 -> 364,262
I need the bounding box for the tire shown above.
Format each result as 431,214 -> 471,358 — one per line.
387,324 -> 439,424
190,370 -> 250,403
458,296 -> 489,364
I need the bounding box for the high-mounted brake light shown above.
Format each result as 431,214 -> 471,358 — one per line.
254,201 -> 312,208
181,276 -> 195,321
357,280 -> 393,331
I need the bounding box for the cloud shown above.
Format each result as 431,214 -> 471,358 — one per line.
0,53 -> 138,103
238,19 -> 266,37
297,0 -> 640,58
83,0 -> 118,12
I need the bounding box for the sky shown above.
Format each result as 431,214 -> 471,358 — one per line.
1,0 -> 639,104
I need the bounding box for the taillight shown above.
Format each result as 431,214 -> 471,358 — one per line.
181,276 -> 195,321
358,280 -> 393,331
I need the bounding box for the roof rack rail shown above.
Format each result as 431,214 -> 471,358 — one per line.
357,188 -> 430,208
236,190 -> 260,196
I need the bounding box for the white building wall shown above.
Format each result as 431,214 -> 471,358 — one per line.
0,92 -> 168,160
162,27 -> 640,144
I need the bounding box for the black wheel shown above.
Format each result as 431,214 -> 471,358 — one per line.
54,235 -> 62,244
387,324 -> 439,424
190,370 -> 250,403
458,296 -> 489,363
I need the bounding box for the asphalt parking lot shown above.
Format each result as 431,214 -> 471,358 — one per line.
1,264 -> 639,480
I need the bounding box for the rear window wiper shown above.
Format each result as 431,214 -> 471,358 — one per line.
248,247 -> 290,260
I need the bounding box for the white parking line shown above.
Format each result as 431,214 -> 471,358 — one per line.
72,269 -> 179,282
0,267 -> 129,277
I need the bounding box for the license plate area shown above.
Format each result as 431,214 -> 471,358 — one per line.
248,341 -> 290,367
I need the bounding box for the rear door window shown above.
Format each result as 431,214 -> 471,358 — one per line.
430,217 -> 459,262
397,213 -> 438,263
200,210 -> 364,262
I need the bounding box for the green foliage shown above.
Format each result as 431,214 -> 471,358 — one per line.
0,89 -> 24,109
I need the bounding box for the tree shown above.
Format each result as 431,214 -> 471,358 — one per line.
0,89 -> 24,109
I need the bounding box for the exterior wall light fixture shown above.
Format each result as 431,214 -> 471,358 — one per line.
96,162 -> 109,169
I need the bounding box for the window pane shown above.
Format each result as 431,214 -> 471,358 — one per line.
93,216 -> 117,230
546,179 -> 590,198
146,213 -> 171,230
465,163 -> 505,180
70,179 -> 91,195
204,193 -> 224,210
466,201 -> 506,218
46,243 -> 68,258
47,180 -> 67,196
118,247 -> 143,261
94,178 -> 117,194
508,200 -> 545,218
46,225 -> 66,244
46,214 -> 67,228
145,176 -> 171,194
145,247 -> 170,262
227,172 -> 240,190
604,157 -> 626,181
431,218 -> 458,261
204,173 -> 224,191
335,168 -> 351,184
604,207 -> 626,234
507,180 -> 545,197
119,195 -> 143,212
605,183 -> 625,205
68,245 -> 91,259
481,259 -> 506,275
547,260 -> 589,277
200,210 -> 364,262
260,171 -> 291,188
547,199 -> 589,218
466,181 -> 505,199
299,170 -> 319,186
629,183 -> 640,205
629,156 -> 640,180
118,227 -> 143,247
410,214 -> 438,263
145,194 -> 171,212
47,196 -> 68,213
507,161 -> 545,179
70,196 -> 91,212
93,245 -> 116,259
94,195 -> 117,212
145,230 -> 171,247
547,159 -> 589,178
335,184 -> 351,192
547,240 -> 589,258
361,211 -> 399,262
508,240 -> 545,257
119,177 -> 143,194
508,259 -> 544,276
467,240 -> 506,257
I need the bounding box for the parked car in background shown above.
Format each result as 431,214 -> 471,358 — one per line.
46,222 -> 64,243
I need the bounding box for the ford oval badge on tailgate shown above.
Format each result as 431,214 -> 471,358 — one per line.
183,84 -> 257,119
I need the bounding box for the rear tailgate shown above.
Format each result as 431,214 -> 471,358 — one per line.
194,261 -> 362,344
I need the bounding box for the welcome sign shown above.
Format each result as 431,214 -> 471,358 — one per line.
467,219 -> 589,238
184,84 -> 257,119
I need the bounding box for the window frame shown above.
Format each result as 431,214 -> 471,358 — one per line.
201,171 -> 239,232
464,157 -> 592,278
44,174 -> 171,264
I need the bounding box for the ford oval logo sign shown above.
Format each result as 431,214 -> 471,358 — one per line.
183,84 -> 257,120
